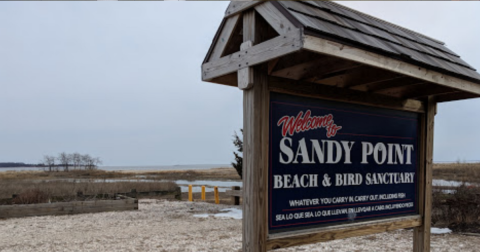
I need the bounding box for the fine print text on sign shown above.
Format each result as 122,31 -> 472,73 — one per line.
268,92 -> 419,233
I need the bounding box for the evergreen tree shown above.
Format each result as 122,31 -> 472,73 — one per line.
232,129 -> 243,179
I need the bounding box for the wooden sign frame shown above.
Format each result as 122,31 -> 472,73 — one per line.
242,69 -> 435,251
239,10 -> 435,252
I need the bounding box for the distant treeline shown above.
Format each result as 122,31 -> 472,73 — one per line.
42,152 -> 102,172
0,162 -> 41,168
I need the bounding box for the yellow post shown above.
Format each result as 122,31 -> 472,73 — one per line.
214,186 -> 219,204
188,185 -> 193,202
201,186 -> 206,201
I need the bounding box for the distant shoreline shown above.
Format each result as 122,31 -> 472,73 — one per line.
0,164 -> 233,173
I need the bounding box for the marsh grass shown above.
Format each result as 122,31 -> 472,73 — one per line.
433,163 -> 480,183
0,180 -> 178,204
0,169 -> 129,181
139,168 -> 240,181
0,167 -> 237,205
0,167 -> 240,182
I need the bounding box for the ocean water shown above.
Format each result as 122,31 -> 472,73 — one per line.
0,167 -> 43,171
101,164 -> 231,171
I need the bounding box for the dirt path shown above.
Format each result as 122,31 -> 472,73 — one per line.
0,200 -> 478,252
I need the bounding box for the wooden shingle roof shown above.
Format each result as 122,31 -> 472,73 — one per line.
202,1 -> 480,104
279,1 -> 480,83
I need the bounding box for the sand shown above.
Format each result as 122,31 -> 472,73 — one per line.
0,200 -> 478,252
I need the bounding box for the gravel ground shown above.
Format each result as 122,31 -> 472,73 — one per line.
0,199 -> 478,252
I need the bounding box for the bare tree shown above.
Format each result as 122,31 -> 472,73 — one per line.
81,154 -> 102,170
42,152 -> 102,172
72,152 -> 82,170
57,152 -> 71,172
92,157 -> 102,170
42,155 -> 56,172
81,154 -> 92,170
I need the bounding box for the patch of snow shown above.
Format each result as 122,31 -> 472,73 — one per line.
431,227 -> 452,234
214,208 -> 242,220
193,208 -> 243,220
433,179 -> 470,187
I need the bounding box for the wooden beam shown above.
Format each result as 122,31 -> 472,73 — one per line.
413,97 -> 435,252
271,58 -> 323,80
267,58 -> 280,75
433,92 -> 480,103
225,1 -> 262,18
344,70 -> 402,89
255,2 -> 295,35
238,41 -> 254,90
351,77 -> 424,92
414,101 -> 427,252
267,215 -> 422,250
268,76 -> 425,113
202,29 -> 303,82
310,65 -> 401,88
374,82 -> 426,97
413,103 -> 428,252
302,60 -> 361,83
401,84 -> 457,99
303,35 -> 480,96
242,10 -> 268,252
243,66 -> 269,252
209,14 -> 241,61
225,189 -> 243,198
272,55 -> 360,81
269,51 -> 322,77
207,72 -> 238,87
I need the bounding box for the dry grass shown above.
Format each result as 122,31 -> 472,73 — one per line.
0,167 -> 238,204
134,167 -> 241,181
433,163 -> 480,183
0,167 -> 241,182
0,169 -> 130,181
0,180 -> 178,203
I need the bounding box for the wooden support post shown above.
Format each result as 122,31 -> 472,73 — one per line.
201,186 -> 206,201
413,96 -> 436,252
188,185 -> 193,202
232,186 -> 241,205
214,187 -> 220,204
242,10 -> 268,252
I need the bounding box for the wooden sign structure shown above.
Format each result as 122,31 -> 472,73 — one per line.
202,2 -> 480,252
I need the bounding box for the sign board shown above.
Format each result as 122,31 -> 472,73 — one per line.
201,1 -> 480,250
269,92 -> 419,233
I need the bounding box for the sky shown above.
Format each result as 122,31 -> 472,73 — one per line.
0,1 -> 479,166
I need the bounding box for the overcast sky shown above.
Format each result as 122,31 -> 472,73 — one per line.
0,2 -> 479,166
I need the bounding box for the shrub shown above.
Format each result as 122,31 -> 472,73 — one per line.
12,189 -> 49,205
432,184 -> 480,231
232,130 -> 243,179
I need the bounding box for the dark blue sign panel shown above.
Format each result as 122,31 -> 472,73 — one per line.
269,92 -> 419,233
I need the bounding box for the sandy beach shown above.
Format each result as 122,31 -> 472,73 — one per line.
0,199 -> 478,252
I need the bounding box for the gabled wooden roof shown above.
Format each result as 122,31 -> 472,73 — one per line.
279,1 -> 480,84
202,1 -> 480,103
